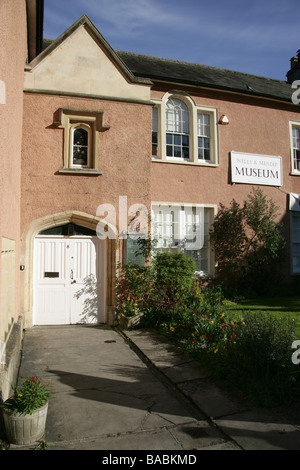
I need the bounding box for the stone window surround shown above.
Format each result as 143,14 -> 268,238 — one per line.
55,108 -> 110,175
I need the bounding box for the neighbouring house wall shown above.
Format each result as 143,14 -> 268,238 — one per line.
0,0 -> 27,401
0,0 -> 27,348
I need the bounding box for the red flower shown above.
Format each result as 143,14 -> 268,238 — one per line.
221,324 -> 227,328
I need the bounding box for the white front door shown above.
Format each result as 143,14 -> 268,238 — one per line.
33,236 -> 106,325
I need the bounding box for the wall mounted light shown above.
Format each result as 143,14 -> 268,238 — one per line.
219,115 -> 229,125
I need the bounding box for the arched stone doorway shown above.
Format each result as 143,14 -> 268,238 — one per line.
20,211 -> 118,328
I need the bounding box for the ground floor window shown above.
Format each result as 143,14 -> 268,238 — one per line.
151,204 -> 215,276
292,212 -> 300,274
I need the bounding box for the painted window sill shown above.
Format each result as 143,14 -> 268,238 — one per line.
152,158 -> 218,167
59,168 -> 102,175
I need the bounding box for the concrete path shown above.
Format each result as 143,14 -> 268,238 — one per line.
4,325 -> 300,450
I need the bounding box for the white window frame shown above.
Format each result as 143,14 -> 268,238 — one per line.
290,121 -> 300,175
70,124 -> 92,169
165,97 -> 190,161
197,112 -> 212,162
152,93 -> 219,166
151,202 -> 217,276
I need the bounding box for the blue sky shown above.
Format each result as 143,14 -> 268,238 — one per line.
44,0 -> 300,81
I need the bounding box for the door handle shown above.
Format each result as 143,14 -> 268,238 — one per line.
70,269 -> 73,280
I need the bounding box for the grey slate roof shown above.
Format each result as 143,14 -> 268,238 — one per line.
41,36 -> 294,104
117,50 -> 294,104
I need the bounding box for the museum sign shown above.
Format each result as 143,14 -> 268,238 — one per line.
231,151 -> 283,187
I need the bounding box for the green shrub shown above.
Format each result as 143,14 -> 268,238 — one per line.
116,262 -> 154,311
202,311 -> 299,406
155,286 -> 300,406
210,188 -> 286,293
153,252 -> 196,299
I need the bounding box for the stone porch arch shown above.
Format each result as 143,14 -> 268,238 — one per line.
20,211 -> 118,328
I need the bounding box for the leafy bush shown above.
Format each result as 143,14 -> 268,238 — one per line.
218,311 -> 299,405
116,262 -> 154,311
155,286 -> 300,406
210,188 -> 286,293
153,252 -> 196,300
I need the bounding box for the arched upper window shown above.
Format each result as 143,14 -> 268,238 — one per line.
71,125 -> 91,167
165,98 -> 190,160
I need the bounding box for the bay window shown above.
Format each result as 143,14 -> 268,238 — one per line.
151,203 -> 215,276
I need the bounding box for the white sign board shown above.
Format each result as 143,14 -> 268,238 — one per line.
231,151 -> 282,186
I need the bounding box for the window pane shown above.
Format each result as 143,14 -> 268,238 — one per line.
74,128 -> 88,146
174,134 -> 181,146
166,145 -> 173,156
166,133 -> 173,145
174,146 -> 182,157
198,134 -> 210,161
182,147 -> 189,159
72,127 -> 88,166
182,135 -> 189,146
73,146 -> 88,165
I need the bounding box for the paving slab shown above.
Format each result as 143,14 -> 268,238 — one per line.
215,408 -> 300,450
2,325 -> 300,451
2,325 -> 234,451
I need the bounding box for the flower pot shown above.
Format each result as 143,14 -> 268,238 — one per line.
119,312 -> 144,330
2,402 -> 48,445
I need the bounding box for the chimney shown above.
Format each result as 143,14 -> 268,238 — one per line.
287,50 -> 300,83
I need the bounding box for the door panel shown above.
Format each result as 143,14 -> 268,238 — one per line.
70,239 -> 100,324
34,239 -> 70,325
34,236 -> 104,325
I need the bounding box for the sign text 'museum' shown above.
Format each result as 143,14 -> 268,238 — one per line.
231,151 -> 282,186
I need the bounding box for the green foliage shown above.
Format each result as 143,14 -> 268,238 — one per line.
153,252 -> 196,299
117,250 -> 300,406
2,376 -> 53,415
209,188 -> 286,293
216,312 -> 299,406
150,286 -> 300,406
116,262 -> 154,311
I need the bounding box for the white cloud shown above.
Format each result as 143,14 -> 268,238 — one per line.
87,0 -> 189,37
43,0 -> 300,79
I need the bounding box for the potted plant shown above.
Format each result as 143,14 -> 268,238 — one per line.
118,297 -> 144,329
1,376 -> 53,445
